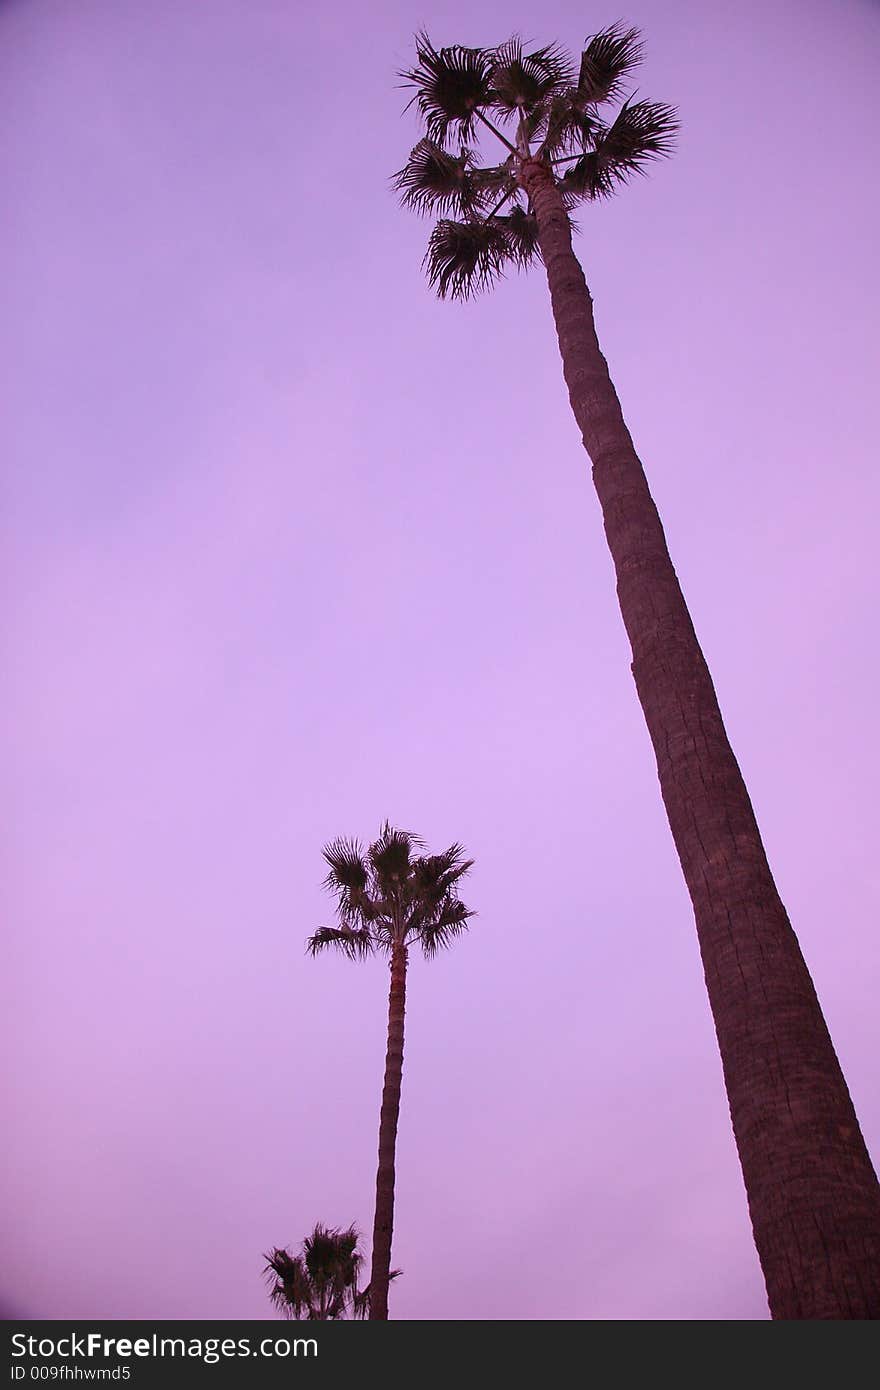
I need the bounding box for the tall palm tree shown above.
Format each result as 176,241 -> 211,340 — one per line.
264,1224 -> 367,1320
308,823 -> 475,1319
394,26 -> 880,1319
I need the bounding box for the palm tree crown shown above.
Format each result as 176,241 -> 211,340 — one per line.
393,25 -> 678,299
308,822 -> 475,961
265,1224 -> 367,1320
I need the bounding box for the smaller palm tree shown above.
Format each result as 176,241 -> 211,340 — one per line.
309,823 -> 475,1319
264,1224 -> 367,1320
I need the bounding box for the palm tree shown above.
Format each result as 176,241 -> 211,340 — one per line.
393,26 -> 880,1319
308,823 -> 475,1319
264,1224 -> 367,1320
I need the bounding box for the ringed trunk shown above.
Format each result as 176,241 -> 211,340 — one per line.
519,156 -> 880,1319
369,941 -> 407,1319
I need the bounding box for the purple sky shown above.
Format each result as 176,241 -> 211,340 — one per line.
3,0 -> 879,1321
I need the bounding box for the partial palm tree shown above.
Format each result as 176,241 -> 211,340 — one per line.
264,1224 -> 367,1320
309,823 -> 475,1320
394,26 -> 880,1319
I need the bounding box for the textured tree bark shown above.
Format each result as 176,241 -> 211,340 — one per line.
368,942 -> 407,1319
520,156 -> 880,1318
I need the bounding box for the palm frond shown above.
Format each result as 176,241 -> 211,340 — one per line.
496,206 -> 541,268
392,139 -> 486,218
307,925 -> 374,960
576,23 -> 644,106
486,36 -> 574,115
401,32 -> 494,146
304,1224 -> 361,1279
558,150 -> 611,201
601,97 -> 679,166
322,838 -> 367,894
407,843 -> 475,951
561,99 -> 678,200
425,217 -> 517,300
321,837 -> 383,926
369,821 -> 420,890
412,845 -> 475,899
419,899 -> 476,958
265,1249 -> 311,1319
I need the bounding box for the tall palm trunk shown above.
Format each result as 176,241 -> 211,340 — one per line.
369,941 -> 407,1319
520,156 -> 880,1319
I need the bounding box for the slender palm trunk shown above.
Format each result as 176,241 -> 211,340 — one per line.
520,157 -> 880,1319
369,941 -> 407,1319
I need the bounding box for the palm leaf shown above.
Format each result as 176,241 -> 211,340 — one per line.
425,217 -> 518,300
307,925 -> 374,960
369,822 -> 419,888
496,206 -> 541,268
408,844 -> 475,947
321,837 -> 385,926
562,99 -> 678,200
265,1249 -> 312,1319
392,139 -> 485,218
559,150 -> 613,201
486,36 -> 574,115
322,838 -> 367,893
304,1224 -> 359,1275
576,23 -> 644,106
419,899 -> 475,957
600,98 -> 679,165
401,32 -> 493,146
437,842 -> 475,885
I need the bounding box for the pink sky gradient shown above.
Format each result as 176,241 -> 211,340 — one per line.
3,0 -> 879,1320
